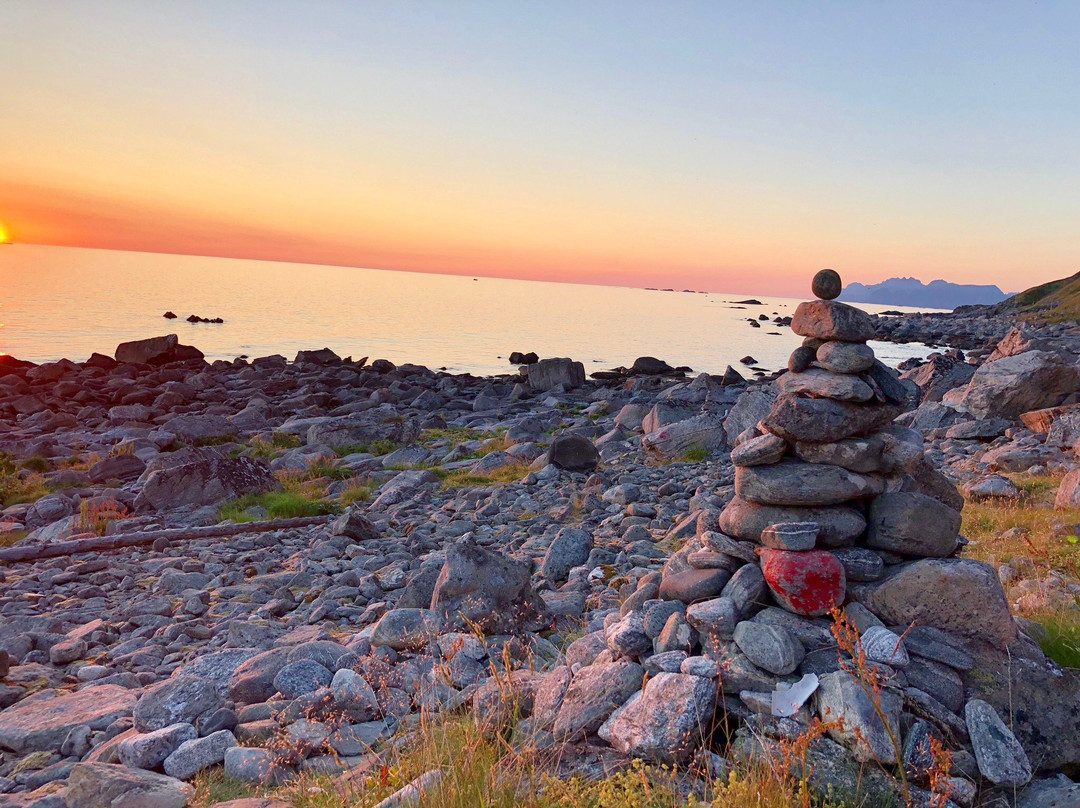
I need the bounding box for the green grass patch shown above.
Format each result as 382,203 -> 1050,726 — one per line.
334,438 -> 398,457
678,446 -> 710,463
339,481 -> 373,506
219,491 -> 340,523
1035,614 -> 1080,669
436,461 -> 532,490
248,432 -> 303,459
0,453 -> 50,507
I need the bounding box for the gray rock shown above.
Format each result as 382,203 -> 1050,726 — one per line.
732,621 -> 805,675
720,564 -> 768,619
330,509 -> 380,541
552,660 -> 644,740
163,729 -> 238,780
430,541 -> 549,634
541,528 -> 593,584
606,673 -> 717,763
223,746 -> 280,785
730,433 -> 787,467
527,357 -> 585,391
273,660 -> 333,699
829,547 -> 884,582
736,461 -> 884,507
864,492 -> 961,557
763,395 -> 903,444
777,368 -> 874,402
546,435 -> 600,473
64,762 -> 192,808
965,699 -> 1032,787
791,299 -> 877,342
718,496 -> 866,547
685,597 -> 738,639
817,341 -> 875,374
605,613 -> 652,658
370,609 -> 444,651
118,723 -> 197,770
795,436 -> 885,474
959,350 -> 1080,420
228,648 -> 290,704
659,568 -> 731,603
330,669 -> 380,722
859,626 -> 909,667
760,522 -> 818,551
852,559 -> 1016,648
815,670 -> 902,763
0,685 -> 136,755
134,677 -> 224,733
135,447 -> 278,511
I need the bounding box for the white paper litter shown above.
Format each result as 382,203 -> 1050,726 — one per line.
771,672 -> 819,717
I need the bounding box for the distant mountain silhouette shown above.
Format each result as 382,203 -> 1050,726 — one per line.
838,277 -> 1008,310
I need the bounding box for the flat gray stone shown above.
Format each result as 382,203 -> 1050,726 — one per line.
965,699 -> 1032,787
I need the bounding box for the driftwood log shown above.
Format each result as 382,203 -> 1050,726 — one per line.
0,515 -> 334,565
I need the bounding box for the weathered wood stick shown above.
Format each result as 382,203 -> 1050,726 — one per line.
0,515 -> 334,565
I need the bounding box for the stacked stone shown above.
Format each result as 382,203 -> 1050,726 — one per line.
718,268 -> 965,618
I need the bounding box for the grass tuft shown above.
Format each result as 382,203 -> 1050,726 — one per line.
220,491 -> 340,522
436,462 -> 532,490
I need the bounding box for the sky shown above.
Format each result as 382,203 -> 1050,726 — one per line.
1,1 -> 1078,296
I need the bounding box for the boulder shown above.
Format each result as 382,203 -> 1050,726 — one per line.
134,676 -> 224,733
763,395 -> 903,444
115,334 -> 180,365
1047,408 -> 1080,449
722,386 -> 779,445
1055,469 -> 1080,510
735,461 -> 884,507
330,509 -> 380,542
370,609 -> 444,651
541,528 -> 593,584
0,684 -> 136,754
864,492 -> 961,557
760,548 -> 846,617
527,357 -> 585,391
717,496 -> 866,547
630,356 -> 675,375
552,660 -> 644,740
605,673 -> 717,763
163,414 -> 236,444
134,447 -> 278,511
961,638 -> 1080,772
732,621 -> 804,675
965,699 -> 1032,787
958,350 -> 1080,420
777,368 -> 874,402
642,412 -> 728,461
794,436 -> 884,474
791,300 -> 877,342
900,356 -> 976,403
305,411 -> 421,450
430,541 -> 549,634
228,648 -> 290,704
815,670 -> 902,763
730,433 -> 787,467
852,559 -> 1015,648
163,729 -> 238,780
546,435 -> 600,473
118,723 -> 198,770
87,454 -> 147,484
64,762 -> 193,808
816,341 -> 875,374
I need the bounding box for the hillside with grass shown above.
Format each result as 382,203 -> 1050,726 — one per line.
986,270 -> 1080,323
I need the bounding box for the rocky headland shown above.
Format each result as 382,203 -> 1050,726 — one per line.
1,273 -> 1080,807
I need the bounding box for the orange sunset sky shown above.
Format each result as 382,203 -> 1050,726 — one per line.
2,2 -> 1078,296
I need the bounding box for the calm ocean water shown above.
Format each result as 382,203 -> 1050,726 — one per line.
0,245 -> 939,376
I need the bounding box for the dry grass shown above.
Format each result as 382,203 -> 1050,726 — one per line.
960,473 -> 1080,668
436,461 -> 533,490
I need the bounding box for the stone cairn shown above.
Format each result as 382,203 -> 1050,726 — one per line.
588,270 -> 1035,798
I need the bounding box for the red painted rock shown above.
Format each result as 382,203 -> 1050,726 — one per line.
759,548 -> 846,617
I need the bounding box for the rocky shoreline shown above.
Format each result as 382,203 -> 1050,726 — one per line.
2,282 -> 1080,808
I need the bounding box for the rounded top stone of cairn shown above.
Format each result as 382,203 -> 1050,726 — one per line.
812,269 -> 842,301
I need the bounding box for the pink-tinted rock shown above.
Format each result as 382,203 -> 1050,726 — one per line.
760,549 -> 846,618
